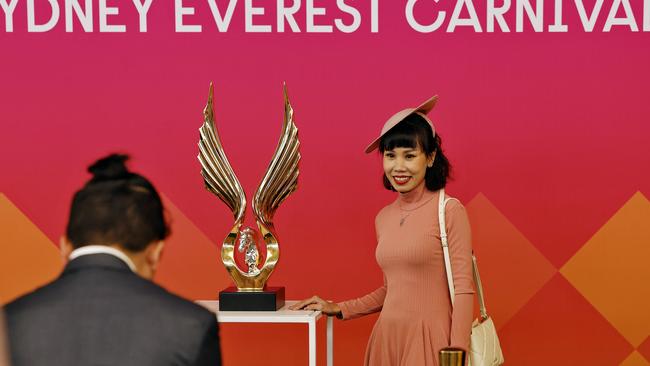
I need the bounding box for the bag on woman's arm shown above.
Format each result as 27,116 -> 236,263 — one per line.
438,189 -> 504,366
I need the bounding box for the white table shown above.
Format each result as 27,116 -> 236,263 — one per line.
197,300 -> 333,366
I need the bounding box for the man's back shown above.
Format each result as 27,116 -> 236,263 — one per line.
6,253 -> 221,366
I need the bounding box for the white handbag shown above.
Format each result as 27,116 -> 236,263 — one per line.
438,189 -> 505,366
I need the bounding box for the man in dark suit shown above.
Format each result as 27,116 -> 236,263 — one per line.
5,154 -> 221,366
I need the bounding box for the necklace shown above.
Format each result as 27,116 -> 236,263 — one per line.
397,187 -> 427,226
397,198 -> 415,226
399,212 -> 411,226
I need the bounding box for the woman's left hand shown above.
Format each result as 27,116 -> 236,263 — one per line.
289,296 -> 342,317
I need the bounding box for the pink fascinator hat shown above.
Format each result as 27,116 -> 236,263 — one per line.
364,95 -> 439,153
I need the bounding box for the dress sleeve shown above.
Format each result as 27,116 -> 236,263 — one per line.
336,208 -> 388,320
336,275 -> 386,320
446,201 -> 475,351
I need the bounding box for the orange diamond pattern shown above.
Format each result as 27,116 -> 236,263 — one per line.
0,193 -> 61,305
499,274 -> 633,365
638,336 -> 650,363
561,191 -> 650,347
465,193 -> 556,328
3,190 -> 650,366
620,351 -> 650,366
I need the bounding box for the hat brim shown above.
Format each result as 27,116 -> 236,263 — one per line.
364,95 -> 438,154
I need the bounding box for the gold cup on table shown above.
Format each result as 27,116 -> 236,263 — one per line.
439,347 -> 466,366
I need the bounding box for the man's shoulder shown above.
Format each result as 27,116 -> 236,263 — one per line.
5,272 -> 220,366
148,284 -> 214,319
4,277 -> 61,315
112,274 -> 215,320
6,271 -> 213,324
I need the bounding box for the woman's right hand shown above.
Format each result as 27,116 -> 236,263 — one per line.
289,296 -> 342,317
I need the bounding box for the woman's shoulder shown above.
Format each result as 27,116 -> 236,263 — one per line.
374,200 -> 397,225
442,191 -> 466,213
441,191 -> 471,232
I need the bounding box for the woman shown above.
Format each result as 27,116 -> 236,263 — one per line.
291,96 -> 474,366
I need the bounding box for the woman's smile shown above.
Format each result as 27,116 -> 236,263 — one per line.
392,175 -> 412,185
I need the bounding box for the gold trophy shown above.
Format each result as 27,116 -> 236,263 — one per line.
198,82 -> 300,311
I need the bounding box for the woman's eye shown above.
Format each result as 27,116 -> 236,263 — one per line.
406,154 -> 415,159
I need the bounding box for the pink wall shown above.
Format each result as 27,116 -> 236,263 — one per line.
1,1 -> 649,365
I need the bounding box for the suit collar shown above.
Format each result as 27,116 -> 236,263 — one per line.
69,245 -> 136,271
63,253 -> 135,275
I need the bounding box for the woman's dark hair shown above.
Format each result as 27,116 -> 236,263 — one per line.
66,154 -> 170,252
378,113 -> 452,192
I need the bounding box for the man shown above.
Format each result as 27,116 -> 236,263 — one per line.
5,154 -> 221,366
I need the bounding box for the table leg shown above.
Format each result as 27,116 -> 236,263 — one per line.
327,316 -> 333,366
309,318 -> 316,366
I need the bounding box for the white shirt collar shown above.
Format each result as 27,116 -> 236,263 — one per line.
68,245 -> 137,272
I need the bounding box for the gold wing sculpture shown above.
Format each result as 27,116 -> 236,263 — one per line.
253,84 -> 300,227
198,82 -> 300,291
198,83 -> 246,225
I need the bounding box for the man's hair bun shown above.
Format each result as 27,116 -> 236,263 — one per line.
87,154 -> 131,181
68,153 -> 170,251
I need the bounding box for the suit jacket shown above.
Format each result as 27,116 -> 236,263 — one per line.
5,253 -> 221,366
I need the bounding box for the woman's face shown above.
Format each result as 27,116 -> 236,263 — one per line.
382,146 -> 434,193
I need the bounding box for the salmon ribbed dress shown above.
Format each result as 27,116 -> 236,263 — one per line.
337,184 -> 474,366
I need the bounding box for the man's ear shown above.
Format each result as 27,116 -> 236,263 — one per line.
146,241 -> 165,270
59,237 -> 73,261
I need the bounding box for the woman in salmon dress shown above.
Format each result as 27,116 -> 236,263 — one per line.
291,96 -> 474,366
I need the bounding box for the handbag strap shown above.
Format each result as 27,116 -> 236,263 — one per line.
438,188 -> 489,321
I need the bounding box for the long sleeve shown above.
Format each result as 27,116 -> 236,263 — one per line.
337,209 -> 389,320
337,275 -> 386,320
446,202 -> 475,351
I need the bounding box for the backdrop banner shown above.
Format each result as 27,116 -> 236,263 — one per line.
1,1 -> 649,365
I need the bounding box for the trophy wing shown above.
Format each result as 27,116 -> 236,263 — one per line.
252,83 -> 300,227
198,83 -> 246,223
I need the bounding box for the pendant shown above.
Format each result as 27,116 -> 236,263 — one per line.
399,209 -> 410,226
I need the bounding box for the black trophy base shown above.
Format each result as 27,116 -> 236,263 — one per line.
218,286 -> 285,311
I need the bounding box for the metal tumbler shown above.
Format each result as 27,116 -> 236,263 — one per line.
439,347 -> 466,366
